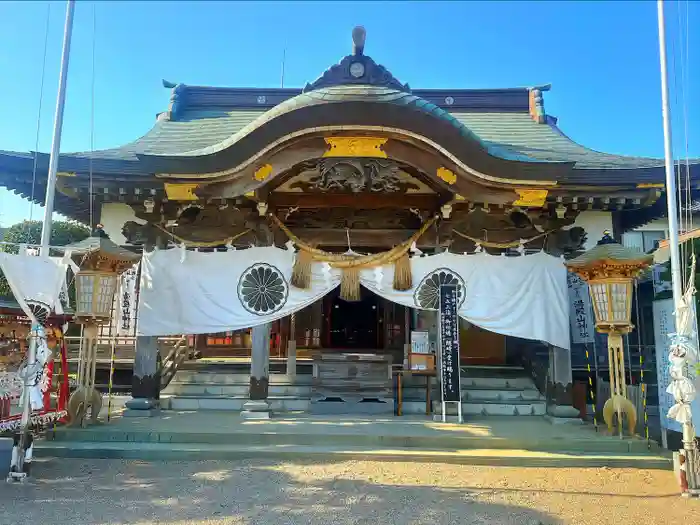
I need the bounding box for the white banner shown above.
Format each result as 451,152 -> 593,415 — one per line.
567,272 -> 594,344
653,298 -> 700,435
137,247 -> 570,349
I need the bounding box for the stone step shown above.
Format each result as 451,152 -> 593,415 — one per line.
461,388 -> 544,402
34,440 -> 672,470
163,383 -> 312,397
46,418 -> 660,454
460,376 -> 535,389
170,372 -> 313,385
433,400 -> 547,417
160,395 -> 310,412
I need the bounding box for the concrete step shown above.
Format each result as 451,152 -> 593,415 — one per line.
160,395 -> 310,412
170,371 -> 313,385
163,383 -> 312,398
461,387 -> 544,402
460,376 -> 535,389
46,419 -> 661,454
34,440 -> 672,470
433,400 -> 547,417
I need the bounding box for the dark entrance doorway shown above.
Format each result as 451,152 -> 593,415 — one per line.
325,287 -> 380,349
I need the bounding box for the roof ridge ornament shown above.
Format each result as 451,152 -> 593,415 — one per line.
352,26 -> 366,56
303,26 -> 411,93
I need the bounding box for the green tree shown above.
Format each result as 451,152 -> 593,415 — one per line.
0,220 -> 91,299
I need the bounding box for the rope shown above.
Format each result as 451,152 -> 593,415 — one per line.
585,342 -> 598,431
589,299 -> 601,432
27,3 -> 51,226
451,229 -> 549,249
153,223 -> 253,247
270,213 -> 437,268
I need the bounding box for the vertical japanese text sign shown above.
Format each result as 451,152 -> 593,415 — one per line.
567,272 -> 594,344
439,284 -> 461,402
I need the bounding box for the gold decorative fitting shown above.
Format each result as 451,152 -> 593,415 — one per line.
636,183 -> 664,189
253,164 -> 273,182
244,191 -> 256,199
164,183 -> 199,201
513,189 -> 548,207
436,167 -> 457,185
322,137 -> 388,158
455,194 -> 466,201
57,171 -> 76,177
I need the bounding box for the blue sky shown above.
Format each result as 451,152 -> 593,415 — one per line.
0,0 -> 697,227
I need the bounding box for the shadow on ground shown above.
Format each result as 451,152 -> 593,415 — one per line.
1,458 -> 562,525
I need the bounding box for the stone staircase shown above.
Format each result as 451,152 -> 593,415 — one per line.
432,366 -> 547,417
161,368 -> 312,412
161,363 -> 545,417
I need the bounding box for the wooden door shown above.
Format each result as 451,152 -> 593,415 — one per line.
459,323 -> 506,365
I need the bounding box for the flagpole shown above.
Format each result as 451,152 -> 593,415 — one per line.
39,0 -> 76,254
657,0 -> 698,494
10,0 -> 75,482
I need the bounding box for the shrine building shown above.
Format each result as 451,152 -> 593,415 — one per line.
1,27 -> 698,419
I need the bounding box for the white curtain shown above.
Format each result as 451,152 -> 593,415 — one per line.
137,246 -> 340,337
359,251 -> 569,349
0,252 -> 70,410
0,252 -> 69,323
136,246 -> 570,349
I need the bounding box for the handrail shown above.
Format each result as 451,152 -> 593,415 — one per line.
160,335 -> 191,390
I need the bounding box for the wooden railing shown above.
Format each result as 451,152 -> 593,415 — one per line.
160,335 -> 192,390
64,336 -> 187,365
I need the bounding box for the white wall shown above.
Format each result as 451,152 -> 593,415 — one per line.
100,203 -> 145,245
573,211 -> 613,249
634,218 -> 670,236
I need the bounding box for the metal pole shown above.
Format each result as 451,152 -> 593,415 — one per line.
657,0 -> 697,488
39,0 -> 76,254
657,0 -> 683,308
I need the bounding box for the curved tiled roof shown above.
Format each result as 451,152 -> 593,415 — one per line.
0,81 -> 696,185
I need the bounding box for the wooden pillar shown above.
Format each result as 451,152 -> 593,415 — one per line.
404,307 -> 411,369
124,336 -> 161,415
546,345 -> 580,419
242,322 -> 272,419
286,313 -> 297,378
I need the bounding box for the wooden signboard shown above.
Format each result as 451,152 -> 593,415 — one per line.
439,284 -> 462,422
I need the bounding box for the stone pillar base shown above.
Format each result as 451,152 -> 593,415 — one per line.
124,397 -> 160,417
241,399 -> 271,420
545,404 -> 582,425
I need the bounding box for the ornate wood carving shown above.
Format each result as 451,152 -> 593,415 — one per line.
289,159 -> 420,194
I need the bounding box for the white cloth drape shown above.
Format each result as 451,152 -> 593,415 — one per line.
136,247 -> 570,349
0,252 -> 70,409
0,252 -> 69,322
359,251 -> 569,349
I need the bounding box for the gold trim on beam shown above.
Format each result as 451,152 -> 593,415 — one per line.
513,189 -> 549,207
164,183 -> 199,201
636,183 -> 665,189
436,167 -> 457,185
253,163 -> 273,182
322,137 -> 388,158
57,171 -> 76,177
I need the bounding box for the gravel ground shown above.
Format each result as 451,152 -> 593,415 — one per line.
1,458 -> 698,525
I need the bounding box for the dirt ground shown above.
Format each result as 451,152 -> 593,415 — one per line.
1,458 -> 698,525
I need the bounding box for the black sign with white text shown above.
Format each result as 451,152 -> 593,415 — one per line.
439,284 -> 461,402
